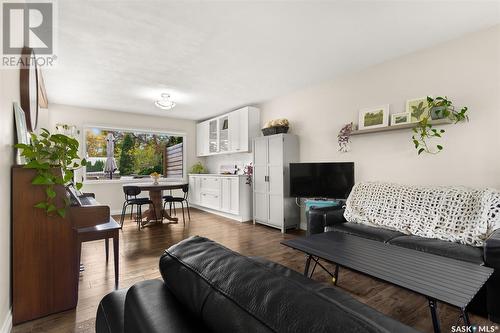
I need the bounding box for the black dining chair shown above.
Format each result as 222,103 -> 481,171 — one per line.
163,184 -> 190,224
120,186 -> 156,230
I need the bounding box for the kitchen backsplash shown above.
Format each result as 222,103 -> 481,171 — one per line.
202,152 -> 253,174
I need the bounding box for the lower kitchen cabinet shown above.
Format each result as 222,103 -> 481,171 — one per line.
188,174 -> 252,222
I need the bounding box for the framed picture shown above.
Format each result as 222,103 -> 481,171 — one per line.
391,112 -> 410,126
13,102 -> 29,165
406,97 -> 431,122
358,105 -> 389,130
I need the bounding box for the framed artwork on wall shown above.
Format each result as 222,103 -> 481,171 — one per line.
391,112 -> 410,125
406,97 -> 431,122
358,105 -> 389,130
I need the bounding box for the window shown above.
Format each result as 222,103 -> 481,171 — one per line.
84,127 -> 185,180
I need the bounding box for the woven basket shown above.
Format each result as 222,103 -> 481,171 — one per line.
262,126 -> 289,136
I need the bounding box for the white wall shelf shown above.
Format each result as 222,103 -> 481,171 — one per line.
350,119 -> 453,136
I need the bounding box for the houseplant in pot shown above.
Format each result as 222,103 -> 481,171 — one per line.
15,128 -> 87,217
412,96 -> 469,155
189,162 -> 207,174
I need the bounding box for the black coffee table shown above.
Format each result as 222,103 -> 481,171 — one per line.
281,231 -> 493,333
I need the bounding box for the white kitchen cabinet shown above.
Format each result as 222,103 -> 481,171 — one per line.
188,176 -> 201,204
253,134 -> 299,233
196,106 -> 260,157
220,177 -> 240,214
209,119 -> 218,154
188,174 -> 252,221
196,122 -> 210,157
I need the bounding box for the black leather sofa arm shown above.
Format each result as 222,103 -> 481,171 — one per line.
484,229 -> 500,269
306,207 -> 346,236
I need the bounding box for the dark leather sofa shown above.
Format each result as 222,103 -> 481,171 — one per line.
307,206 -> 500,323
96,236 -> 419,333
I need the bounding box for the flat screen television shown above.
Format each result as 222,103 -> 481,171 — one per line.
289,162 -> 354,199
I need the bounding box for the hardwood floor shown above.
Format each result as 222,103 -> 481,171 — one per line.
12,208 -> 495,332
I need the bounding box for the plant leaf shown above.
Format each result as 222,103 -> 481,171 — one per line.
57,208 -> 66,218
34,202 -> 47,209
32,174 -> 54,185
47,204 -> 57,213
46,187 -> 56,199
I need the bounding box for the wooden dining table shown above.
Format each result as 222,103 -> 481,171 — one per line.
125,182 -> 188,225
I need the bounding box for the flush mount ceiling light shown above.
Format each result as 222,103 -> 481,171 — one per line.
154,93 -> 176,110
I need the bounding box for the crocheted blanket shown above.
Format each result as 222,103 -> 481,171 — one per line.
344,182 -> 500,246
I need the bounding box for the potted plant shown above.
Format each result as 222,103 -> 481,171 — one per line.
189,162 -> 207,174
15,128 -> 87,217
412,96 -> 469,155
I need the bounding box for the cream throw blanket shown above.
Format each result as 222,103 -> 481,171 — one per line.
344,182 -> 500,246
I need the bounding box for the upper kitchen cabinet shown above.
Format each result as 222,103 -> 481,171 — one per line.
196,106 -> 260,157
196,121 -> 210,157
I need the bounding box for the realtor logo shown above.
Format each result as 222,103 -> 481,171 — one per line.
3,2 -> 53,54
2,1 -> 56,67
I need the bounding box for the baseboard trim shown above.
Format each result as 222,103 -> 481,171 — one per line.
1,309 -> 12,333
189,204 -> 251,222
112,206 -> 252,223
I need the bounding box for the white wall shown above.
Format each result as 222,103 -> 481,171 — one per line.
0,69 -> 19,332
261,25 -> 500,190
47,104 -> 198,213
202,151 -> 253,174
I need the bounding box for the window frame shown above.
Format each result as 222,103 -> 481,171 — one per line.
81,124 -> 187,183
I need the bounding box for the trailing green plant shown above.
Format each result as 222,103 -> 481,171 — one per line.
15,128 -> 87,218
189,162 -> 207,174
412,96 -> 469,155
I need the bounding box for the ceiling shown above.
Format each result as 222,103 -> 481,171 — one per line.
44,1 -> 500,120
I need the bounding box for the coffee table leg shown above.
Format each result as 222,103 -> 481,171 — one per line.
304,255 -> 312,276
428,298 -> 441,333
309,260 -> 318,278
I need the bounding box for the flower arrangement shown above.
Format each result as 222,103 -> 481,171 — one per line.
244,163 -> 253,186
262,118 -> 290,136
150,172 -> 161,184
337,122 -> 353,152
263,118 -> 289,129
